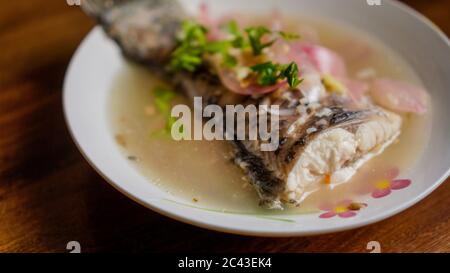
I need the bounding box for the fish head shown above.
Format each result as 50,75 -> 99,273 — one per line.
82,0 -> 186,65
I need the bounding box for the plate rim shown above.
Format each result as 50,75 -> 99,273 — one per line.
63,0 -> 450,237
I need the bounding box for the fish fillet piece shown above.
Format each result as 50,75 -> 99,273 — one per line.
82,0 -> 403,209
229,91 -> 402,208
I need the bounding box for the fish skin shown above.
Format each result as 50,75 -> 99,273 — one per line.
83,0 -> 186,65
82,0 -> 403,209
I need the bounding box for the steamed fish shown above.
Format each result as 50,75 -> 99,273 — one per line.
82,0 -> 405,209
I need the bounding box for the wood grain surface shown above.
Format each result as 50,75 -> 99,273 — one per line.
0,0 -> 449,253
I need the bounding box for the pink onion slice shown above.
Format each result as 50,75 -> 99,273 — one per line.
341,78 -> 370,103
370,79 -> 428,114
297,43 -> 348,78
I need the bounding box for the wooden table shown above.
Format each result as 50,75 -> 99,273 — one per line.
0,0 -> 449,253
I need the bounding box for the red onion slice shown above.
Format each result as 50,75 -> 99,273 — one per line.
370,79 -> 428,114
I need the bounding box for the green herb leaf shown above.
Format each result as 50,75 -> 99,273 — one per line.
225,20 -> 240,36
169,20 -> 208,72
278,31 -> 301,41
224,20 -> 247,49
180,20 -> 208,46
251,62 -> 279,86
204,40 -> 238,68
152,86 -> 180,138
280,62 -> 302,88
170,20 -> 303,87
171,20 -> 242,71
251,61 -> 302,88
154,86 -> 176,114
204,40 -> 230,53
245,26 -> 275,55
222,53 -> 238,68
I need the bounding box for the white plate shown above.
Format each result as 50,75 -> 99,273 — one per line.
64,0 -> 450,236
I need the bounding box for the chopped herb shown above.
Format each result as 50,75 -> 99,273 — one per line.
170,46 -> 204,72
225,20 -> 240,36
280,62 -> 302,88
278,31 -> 301,41
179,20 -> 208,46
151,86 -> 180,137
204,40 -> 237,68
154,86 -> 176,114
251,62 -> 280,86
127,156 -> 138,161
245,28 -> 300,55
222,53 -> 238,68
231,36 -> 246,49
251,61 -> 302,88
169,20 -> 208,72
204,40 -> 228,53
224,20 -> 246,48
245,26 -> 275,55
171,20 -> 240,71
170,19 -> 303,89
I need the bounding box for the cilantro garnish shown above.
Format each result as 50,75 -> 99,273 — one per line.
170,20 -> 238,71
251,62 -> 280,86
170,20 -> 302,89
204,40 -> 237,68
224,20 -> 246,48
278,31 -> 301,41
245,26 -> 275,56
154,86 -> 176,113
152,86 -> 181,137
280,62 -> 302,87
251,61 -> 302,88
169,21 -> 208,72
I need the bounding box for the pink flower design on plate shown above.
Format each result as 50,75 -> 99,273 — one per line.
372,178 -> 411,199
319,200 -> 367,219
366,167 -> 411,198
355,167 -> 412,198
